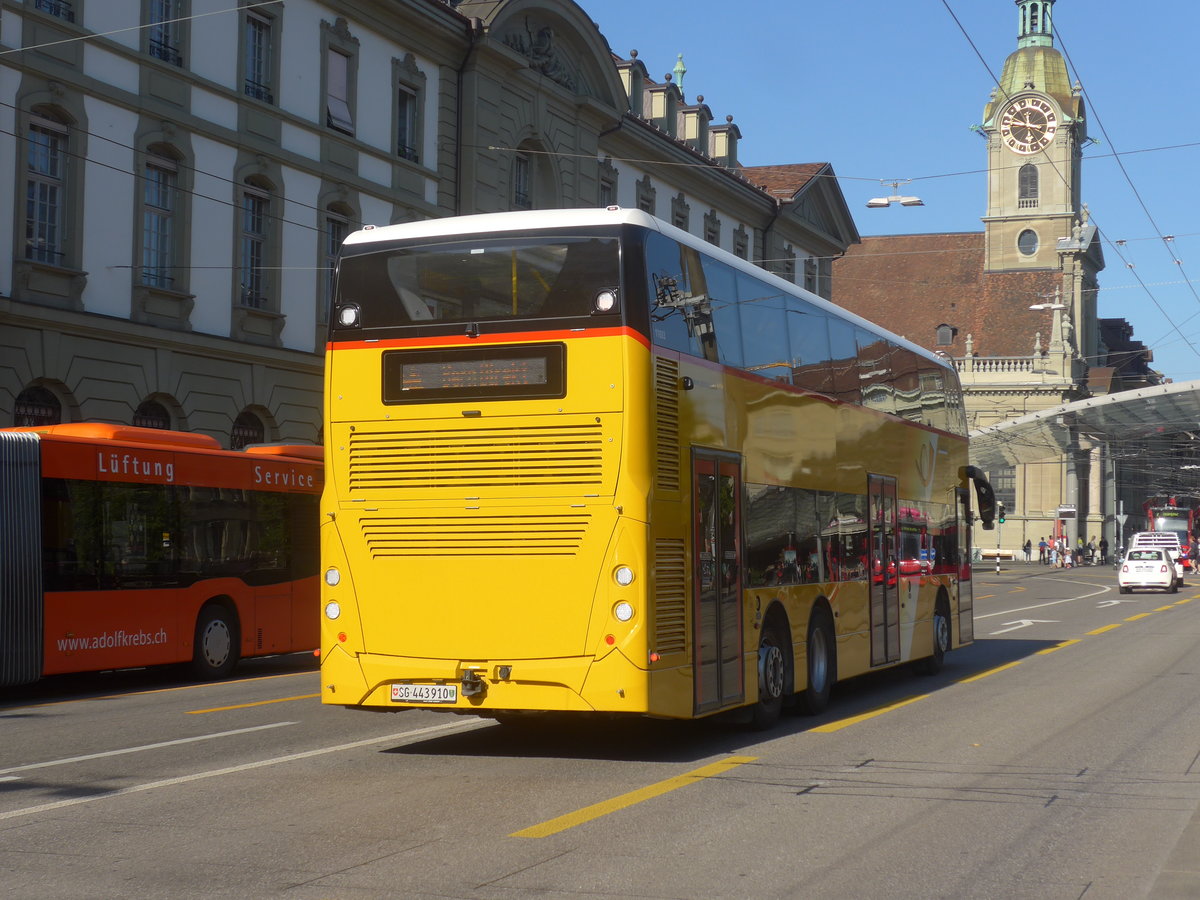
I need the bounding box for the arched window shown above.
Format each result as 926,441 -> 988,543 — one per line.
133,399 -> 171,430
1018,229 -> 1039,256
1018,164 -> 1038,208
14,386 -> 62,426
231,411 -> 265,450
936,324 -> 958,347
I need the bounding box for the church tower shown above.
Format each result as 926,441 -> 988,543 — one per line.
981,0 -> 1086,274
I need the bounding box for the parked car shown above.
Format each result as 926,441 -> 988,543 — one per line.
1118,548 -> 1178,594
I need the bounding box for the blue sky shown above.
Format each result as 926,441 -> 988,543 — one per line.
587,0 -> 1200,382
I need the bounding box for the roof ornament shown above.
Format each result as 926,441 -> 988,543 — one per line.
673,54 -> 687,93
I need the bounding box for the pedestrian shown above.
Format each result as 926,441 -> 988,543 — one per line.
1087,536 -> 1097,565
1038,537 -> 1048,564
1064,547 -> 1073,568
1099,537 -> 1109,565
1050,544 -> 1059,567
1023,539 -> 1032,563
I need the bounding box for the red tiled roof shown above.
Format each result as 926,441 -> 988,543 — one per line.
739,163 -> 828,198
830,233 -> 1062,358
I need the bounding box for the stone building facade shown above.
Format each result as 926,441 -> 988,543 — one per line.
0,0 -> 857,447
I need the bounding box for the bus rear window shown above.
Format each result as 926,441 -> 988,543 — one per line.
336,236 -> 620,328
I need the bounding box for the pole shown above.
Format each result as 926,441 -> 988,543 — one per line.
996,519 -> 1002,574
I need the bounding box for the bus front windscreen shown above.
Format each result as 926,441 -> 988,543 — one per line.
334,235 -> 621,330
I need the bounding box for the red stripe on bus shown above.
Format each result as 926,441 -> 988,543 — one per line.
325,325 -> 648,352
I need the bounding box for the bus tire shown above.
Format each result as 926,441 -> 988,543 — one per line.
749,614 -> 790,730
915,596 -> 951,676
191,603 -> 240,680
794,607 -> 834,716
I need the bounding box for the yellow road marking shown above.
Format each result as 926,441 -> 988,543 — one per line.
1124,613 -> 1153,622
187,694 -> 319,714
811,693 -> 929,733
976,593 -> 995,599
957,660 -> 1023,683
510,756 -> 757,838
1087,624 -> 1121,635
1154,605 -> 1176,612
1037,639 -> 1080,655
1008,586 -> 1027,593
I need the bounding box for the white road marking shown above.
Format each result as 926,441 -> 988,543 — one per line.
975,580 -> 1113,620
990,619 -> 1057,635
0,722 -> 297,776
0,718 -> 490,821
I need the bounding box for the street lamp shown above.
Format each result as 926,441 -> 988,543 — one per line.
866,180 -> 924,208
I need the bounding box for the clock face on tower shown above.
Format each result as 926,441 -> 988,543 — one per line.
1000,96 -> 1059,154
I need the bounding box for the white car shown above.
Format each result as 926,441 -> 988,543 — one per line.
1118,548 -> 1178,594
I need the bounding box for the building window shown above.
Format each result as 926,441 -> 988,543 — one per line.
1018,229 -> 1039,256
14,386 -> 62,426
671,192 -> 690,231
25,116 -> 67,265
326,48 -> 354,134
239,182 -> 270,308
936,324 -> 958,346
243,10 -> 274,103
804,257 -> 818,293
1018,163 -> 1038,209
322,210 -> 349,324
231,411 -> 265,450
513,154 -> 531,209
733,225 -> 749,260
636,176 -> 656,215
133,400 -> 171,430
990,464 -> 1016,510
142,151 -> 177,289
35,0 -> 75,22
147,0 -> 184,66
396,86 -> 418,161
703,209 -> 721,246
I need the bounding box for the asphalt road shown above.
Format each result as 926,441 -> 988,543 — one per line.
3,564 -> 1199,899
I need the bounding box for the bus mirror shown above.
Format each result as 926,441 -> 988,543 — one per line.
963,465 -> 997,531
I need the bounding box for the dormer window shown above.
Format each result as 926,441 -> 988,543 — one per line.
936,324 -> 958,346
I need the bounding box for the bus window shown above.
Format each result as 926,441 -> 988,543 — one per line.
738,271 -> 790,380
827,319 -> 860,404
701,255 -> 743,368
339,236 -> 620,328
857,329 -> 896,417
788,299 -> 832,395
645,231 -> 704,356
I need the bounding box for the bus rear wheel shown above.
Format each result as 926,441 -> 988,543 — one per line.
749,617 -> 789,730
915,597 -> 951,676
191,604 -> 239,680
793,608 -> 834,716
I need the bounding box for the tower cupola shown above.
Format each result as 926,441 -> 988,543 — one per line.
1016,1 -> 1055,49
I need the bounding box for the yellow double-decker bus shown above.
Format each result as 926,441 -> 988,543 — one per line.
320,208 -> 995,726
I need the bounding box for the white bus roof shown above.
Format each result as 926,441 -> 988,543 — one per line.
341,207 -> 955,376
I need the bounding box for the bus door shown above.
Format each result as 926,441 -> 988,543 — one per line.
868,474 -> 900,666
957,486 -> 974,643
692,452 -> 743,714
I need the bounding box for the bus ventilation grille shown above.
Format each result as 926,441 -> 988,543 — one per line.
347,423 -> 605,492
655,358 -> 680,492
360,512 -> 592,557
654,538 -> 687,654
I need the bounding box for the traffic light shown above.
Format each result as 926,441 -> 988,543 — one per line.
997,503 -> 1006,524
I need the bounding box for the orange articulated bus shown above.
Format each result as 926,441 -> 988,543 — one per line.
0,423 -> 322,686
319,208 -> 995,726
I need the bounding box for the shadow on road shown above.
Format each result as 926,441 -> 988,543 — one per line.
382,635 -> 1057,764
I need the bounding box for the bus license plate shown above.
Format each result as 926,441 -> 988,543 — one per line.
391,683 -> 457,704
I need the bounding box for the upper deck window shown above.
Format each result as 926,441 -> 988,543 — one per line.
334,235 -> 620,329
